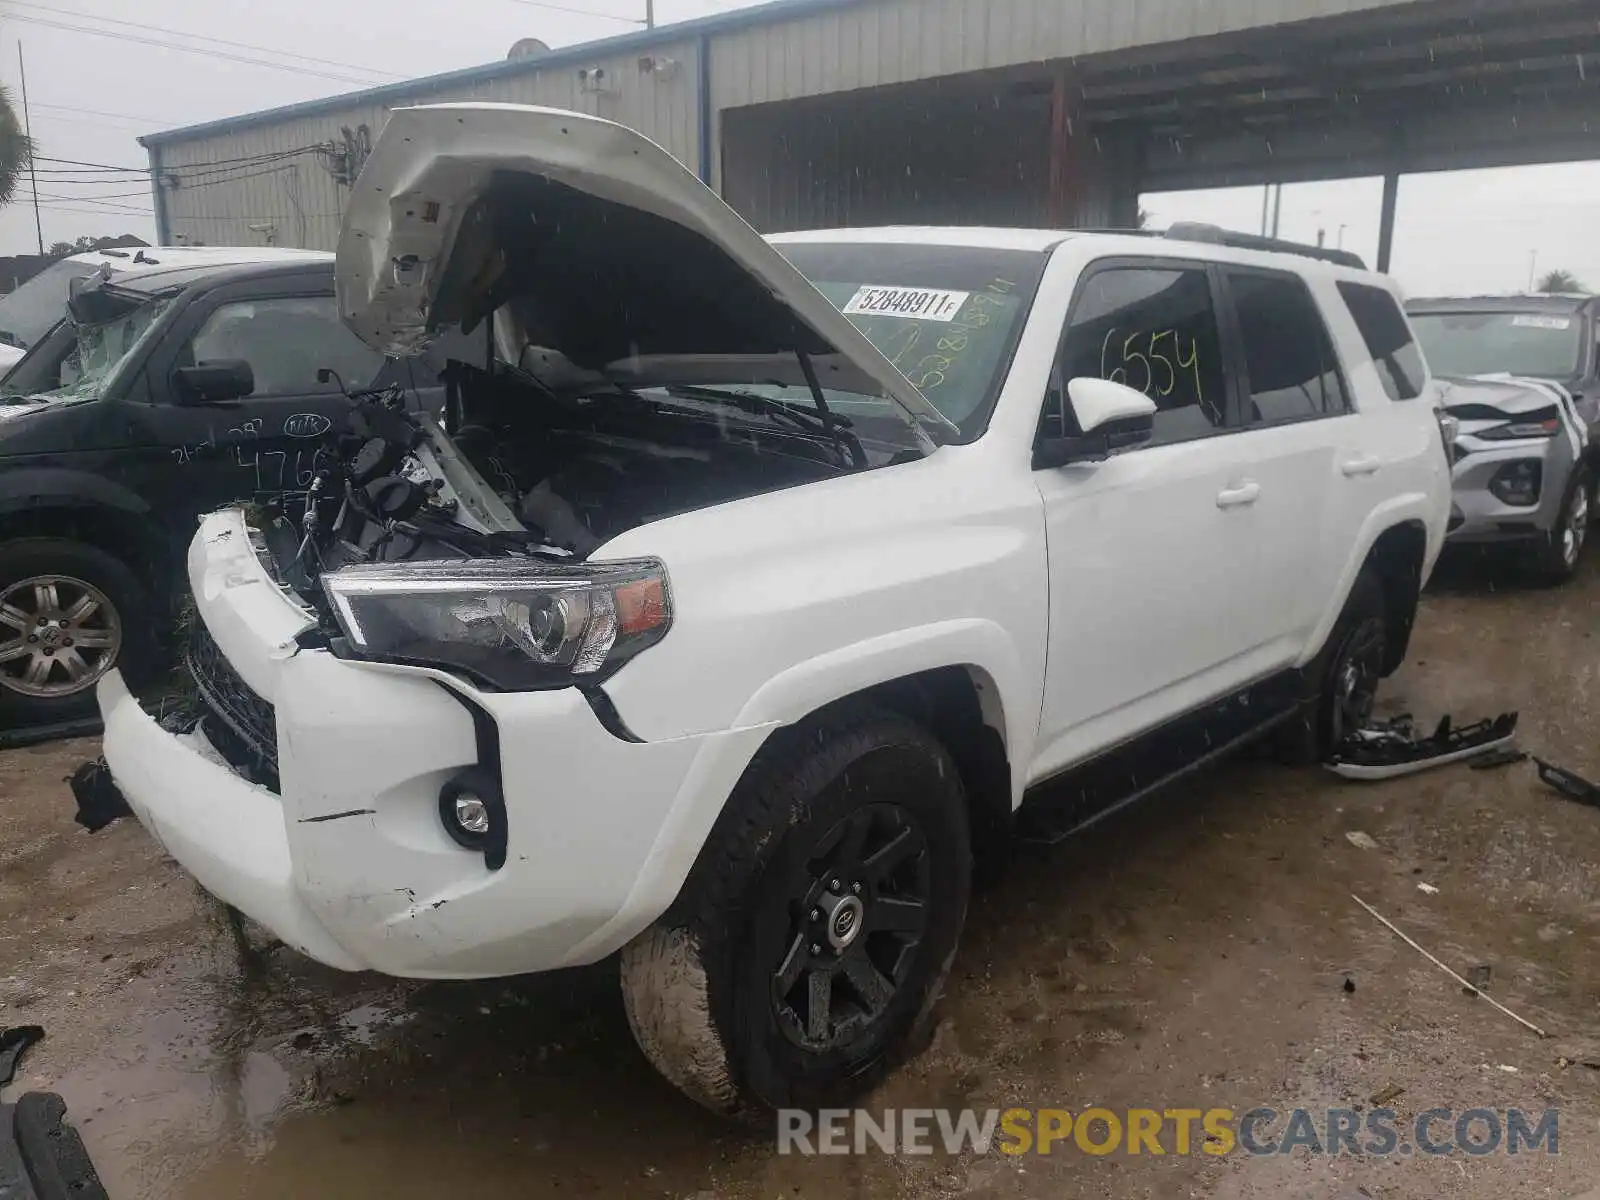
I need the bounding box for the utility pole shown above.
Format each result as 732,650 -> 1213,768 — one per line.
645,0 -> 654,28
16,42 -> 42,255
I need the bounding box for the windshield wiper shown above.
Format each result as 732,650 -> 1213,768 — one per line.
662,385 -> 849,433
663,384 -> 866,469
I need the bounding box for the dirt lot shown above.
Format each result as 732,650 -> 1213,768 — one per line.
3,554 -> 1600,1199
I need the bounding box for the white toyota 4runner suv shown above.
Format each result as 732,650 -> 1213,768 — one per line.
99,104 -> 1452,1118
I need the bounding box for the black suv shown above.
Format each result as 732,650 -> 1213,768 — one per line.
0,253 -> 457,729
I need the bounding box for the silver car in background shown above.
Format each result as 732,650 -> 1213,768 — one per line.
1408,298 -> 1596,582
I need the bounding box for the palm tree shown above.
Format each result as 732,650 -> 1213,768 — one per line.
0,85 -> 33,206
1537,268 -> 1583,294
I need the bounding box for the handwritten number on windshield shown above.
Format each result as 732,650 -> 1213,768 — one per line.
910,278 -> 1014,392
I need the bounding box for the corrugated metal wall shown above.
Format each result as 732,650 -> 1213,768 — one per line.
721,80 -> 1053,232
157,39 -> 701,250
706,0 -> 1407,111
152,0 -> 1423,247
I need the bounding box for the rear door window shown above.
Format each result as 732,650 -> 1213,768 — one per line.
1338,281 -> 1425,401
1227,271 -> 1349,424
1056,264 -> 1230,447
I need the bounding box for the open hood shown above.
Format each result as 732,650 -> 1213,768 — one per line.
335,103 -> 957,438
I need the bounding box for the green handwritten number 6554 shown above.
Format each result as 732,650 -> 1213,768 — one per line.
1101,328 -> 1202,405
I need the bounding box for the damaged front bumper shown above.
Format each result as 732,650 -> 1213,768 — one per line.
1446,429 -> 1576,546
98,509 -> 774,980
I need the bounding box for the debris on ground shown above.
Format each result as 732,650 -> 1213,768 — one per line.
1467,964 -> 1493,994
1417,882 -> 1441,895
0,1027 -> 43,1087
1351,894 -> 1547,1039
1470,747 -> 1529,771
1370,1083 -> 1406,1106
1327,713 -> 1520,781
68,758 -> 130,833
0,1092 -> 110,1200
0,717 -> 103,753
1535,759 -> 1600,809
1345,831 -> 1380,851
1343,977 -> 1357,994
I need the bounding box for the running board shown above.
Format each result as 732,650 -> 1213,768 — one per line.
1015,672 -> 1303,846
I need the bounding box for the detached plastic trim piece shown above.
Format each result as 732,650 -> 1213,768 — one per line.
0,1093 -> 110,1200
1535,758 -> 1600,809
1326,713 -> 1520,781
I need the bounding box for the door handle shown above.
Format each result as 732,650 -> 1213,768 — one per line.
1341,457 -> 1382,478
1216,482 -> 1261,509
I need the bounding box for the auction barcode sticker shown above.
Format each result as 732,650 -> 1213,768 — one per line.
1511,314 -> 1572,330
843,285 -> 971,322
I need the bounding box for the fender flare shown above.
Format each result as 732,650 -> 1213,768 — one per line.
730,617 -> 1036,804
1301,495 -> 1434,668
0,466 -> 152,520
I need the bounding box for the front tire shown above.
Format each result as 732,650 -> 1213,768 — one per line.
620,706 -> 971,1119
0,538 -> 155,728
1528,467 -> 1591,585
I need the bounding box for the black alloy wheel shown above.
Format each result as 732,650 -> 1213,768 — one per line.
768,803 -> 931,1052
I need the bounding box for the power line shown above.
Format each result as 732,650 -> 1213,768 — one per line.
32,100 -> 178,125
24,109 -> 151,134
24,192 -> 152,214
25,183 -> 155,199
0,13 -> 397,85
2,1 -> 404,80
25,200 -> 153,218
33,156 -> 149,172
33,147 -> 328,180
499,0 -> 645,21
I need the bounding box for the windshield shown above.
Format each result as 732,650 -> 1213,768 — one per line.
778,243 -> 1048,439
1410,310 -> 1585,380
0,259 -> 106,349
44,295 -> 173,399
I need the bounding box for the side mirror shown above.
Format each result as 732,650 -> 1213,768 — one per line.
1034,378 -> 1158,469
173,359 -> 254,405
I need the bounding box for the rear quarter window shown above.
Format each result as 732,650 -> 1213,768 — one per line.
1338,282 -> 1426,401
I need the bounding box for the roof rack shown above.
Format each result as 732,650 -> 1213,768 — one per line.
1162,222 -> 1367,270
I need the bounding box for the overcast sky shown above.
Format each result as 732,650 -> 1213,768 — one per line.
0,0 -> 1597,298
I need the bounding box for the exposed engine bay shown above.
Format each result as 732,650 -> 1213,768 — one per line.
268,357 -> 919,612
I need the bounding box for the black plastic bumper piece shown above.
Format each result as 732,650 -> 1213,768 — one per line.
1536,758 -> 1600,809
0,1093 -> 109,1200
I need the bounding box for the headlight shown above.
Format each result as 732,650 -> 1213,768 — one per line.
322,558 -> 671,689
1477,417 -> 1561,441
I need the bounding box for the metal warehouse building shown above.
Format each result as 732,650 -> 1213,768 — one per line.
140,0 -> 1600,270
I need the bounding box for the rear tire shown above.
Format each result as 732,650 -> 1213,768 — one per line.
1527,467 -> 1591,585
1275,567 -> 1390,765
0,538 -> 156,729
620,706 -> 971,1120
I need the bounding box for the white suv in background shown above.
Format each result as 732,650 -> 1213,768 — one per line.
98,105 -> 1453,1120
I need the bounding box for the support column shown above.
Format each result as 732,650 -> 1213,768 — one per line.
1047,65 -> 1089,228
1376,170 -> 1400,273
696,33 -> 713,187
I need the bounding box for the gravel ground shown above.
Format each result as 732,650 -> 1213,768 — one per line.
2,552 -> 1599,1199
